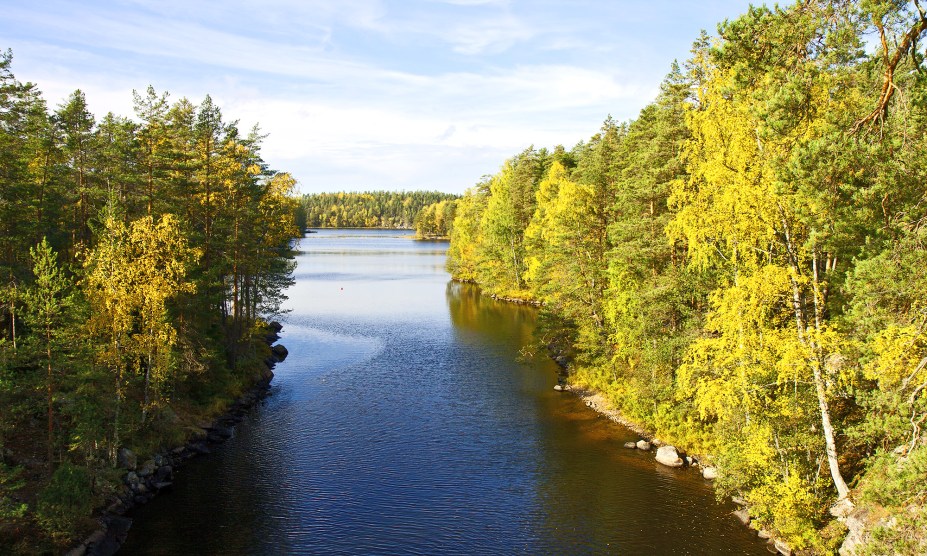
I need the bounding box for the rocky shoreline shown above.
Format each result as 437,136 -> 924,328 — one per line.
549,354 -> 797,555
65,323 -> 289,556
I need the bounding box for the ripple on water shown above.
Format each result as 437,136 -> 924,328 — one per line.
119,230 -> 768,555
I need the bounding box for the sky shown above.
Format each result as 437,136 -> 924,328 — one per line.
3,0 -> 758,195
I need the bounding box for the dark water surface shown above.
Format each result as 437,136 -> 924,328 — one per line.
120,229 -> 767,555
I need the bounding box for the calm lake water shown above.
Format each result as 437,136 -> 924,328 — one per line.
120,229 -> 767,555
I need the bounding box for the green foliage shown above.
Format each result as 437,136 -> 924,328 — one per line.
36,463 -> 92,539
445,1 -> 927,552
0,51 -> 299,548
856,446 -> 927,555
0,461 -> 26,520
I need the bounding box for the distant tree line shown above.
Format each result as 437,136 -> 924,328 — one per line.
297,191 -> 457,230
0,50 -> 297,551
446,2 -> 927,553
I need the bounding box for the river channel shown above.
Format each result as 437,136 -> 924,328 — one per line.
120,228 -> 767,555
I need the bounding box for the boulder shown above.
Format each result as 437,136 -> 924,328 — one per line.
65,543 -> 88,556
655,445 -> 684,467
124,472 -> 139,486
702,466 -> 719,480
623,442 -> 637,449
774,539 -> 792,555
117,448 -> 137,470
636,440 -> 652,451
268,321 -> 283,333
829,497 -> 854,518
733,508 -> 751,526
189,442 -> 211,455
154,465 -> 173,483
553,384 -> 563,391
138,460 -> 156,477
91,516 -> 133,556
271,344 -> 289,362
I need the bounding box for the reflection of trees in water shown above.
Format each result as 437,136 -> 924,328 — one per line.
446,281 -> 537,346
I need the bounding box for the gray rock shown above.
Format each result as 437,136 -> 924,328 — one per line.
553,384 -> 563,391
623,441 -> 637,449
271,343 -> 289,362
757,530 -> 772,539
636,440 -> 652,451
154,465 -> 173,482
839,510 -> 870,556
655,445 -> 684,467
774,538 -> 792,555
189,442 -> 211,455
830,497 -> 854,518
88,516 -> 133,556
117,448 -> 137,470
124,471 -> 139,485
212,425 -> 234,439
702,466 -> 719,480
65,543 -> 88,556
733,508 -> 750,526
138,460 -> 156,477
152,481 -> 173,490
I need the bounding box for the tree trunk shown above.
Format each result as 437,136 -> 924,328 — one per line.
46,326 -> 54,467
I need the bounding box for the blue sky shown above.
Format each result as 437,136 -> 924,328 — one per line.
3,0 -> 758,194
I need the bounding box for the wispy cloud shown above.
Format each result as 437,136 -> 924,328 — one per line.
2,0 -> 757,193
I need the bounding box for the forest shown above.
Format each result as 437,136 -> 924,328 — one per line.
446,1 -> 927,554
298,190 -> 457,230
0,51 -> 298,551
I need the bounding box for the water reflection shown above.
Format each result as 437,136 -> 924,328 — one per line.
120,229 -> 766,555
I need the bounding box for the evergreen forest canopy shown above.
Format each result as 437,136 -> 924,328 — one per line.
446,1 -> 927,553
298,190 -> 457,230
0,50 -> 298,550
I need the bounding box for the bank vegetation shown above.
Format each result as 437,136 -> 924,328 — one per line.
445,2 -> 927,553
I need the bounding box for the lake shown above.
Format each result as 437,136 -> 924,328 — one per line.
119,228 -> 767,555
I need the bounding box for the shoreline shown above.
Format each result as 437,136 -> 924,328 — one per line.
555,378 -> 797,555
66,326 -> 288,556
453,278 -> 800,554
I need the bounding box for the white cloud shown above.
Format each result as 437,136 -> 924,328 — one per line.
3,0 -> 758,194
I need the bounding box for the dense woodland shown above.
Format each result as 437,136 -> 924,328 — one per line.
298,190 -> 457,229
446,2 -> 927,553
414,198 -> 457,239
0,51 -> 297,551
